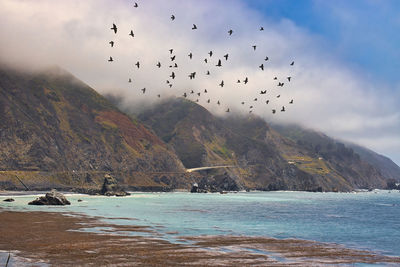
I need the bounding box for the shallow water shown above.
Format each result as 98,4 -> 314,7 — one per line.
1,190 -> 400,257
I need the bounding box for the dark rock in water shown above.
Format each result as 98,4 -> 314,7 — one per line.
101,174 -> 130,197
190,183 -> 199,193
28,189 -> 71,205
3,198 -> 15,202
77,199 -> 83,202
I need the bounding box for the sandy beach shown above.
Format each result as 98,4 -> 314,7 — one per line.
1,208 -> 399,266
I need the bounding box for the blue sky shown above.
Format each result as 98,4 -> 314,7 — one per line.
246,0 -> 400,84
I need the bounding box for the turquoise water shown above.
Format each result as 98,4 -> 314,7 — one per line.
1,190 -> 400,257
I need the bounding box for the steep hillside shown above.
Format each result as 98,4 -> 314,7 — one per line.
272,124 -> 389,188
138,98 -> 382,192
0,65 -> 188,191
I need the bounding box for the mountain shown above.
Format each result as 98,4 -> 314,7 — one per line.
346,144 -> 400,181
138,98 -> 389,191
0,65 -> 190,191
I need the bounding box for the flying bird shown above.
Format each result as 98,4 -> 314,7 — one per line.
252,45 -> 257,51
207,99 -> 210,103
109,41 -> 114,47
197,92 -> 201,96
204,58 -> 208,63
188,52 -> 193,59
264,56 -> 269,61
141,88 -> 146,94
170,55 -> 176,61
281,106 -> 285,112
108,56 -> 113,62
237,80 -> 241,83
190,90 -> 194,94
206,70 -> 210,75
266,100 -> 269,104
216,59 -> 222,67
224,54 -> 229,60
169,49 -> 173,54
277,95 -> 281,98
134,2 -> 138,8
287,77 -> 291,82
228,29 -> 233,35
254,98 -> 258,101
128,78 -> 132,83
273,77 -> 277,80
259,64 -> 264,71
272,109 -> 276,114
111,23 -> 117,34
170,72 -> 175,79
241,102 -> 245,105
156,62 -> 161,68
135,61 -> 140,68
171,15 -> 175,21
192,24 -> 197,30
278,82 -> 284,87
129,30 -> 134,37
157,94 -> 161,98
289,99 -> 294,104
226,108 -> 230,112
260,90 -> 266,94
204,89 -> 208,93
244,77 -> 249,84
183,92 -> 187,97
249,106 -> 253,109
217,100 -> 220,105
219,80 -> 224,87
208,51 -> 213,57
260,26 -> 264,31
290,61 -> 294,66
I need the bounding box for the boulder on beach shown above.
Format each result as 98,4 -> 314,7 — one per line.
28,189 -> 71,205
3,198 -> 15,202
101,174 -> 130,197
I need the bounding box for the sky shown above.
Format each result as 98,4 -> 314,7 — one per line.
0,0 -> 399,165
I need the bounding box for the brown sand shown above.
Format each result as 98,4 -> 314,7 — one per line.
0,209 -> 399,266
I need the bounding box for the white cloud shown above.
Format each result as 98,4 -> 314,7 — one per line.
0,0 -> 399,165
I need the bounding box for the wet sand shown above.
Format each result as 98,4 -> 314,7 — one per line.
0,209 -> 399,266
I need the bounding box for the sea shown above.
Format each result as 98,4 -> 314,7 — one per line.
1,190 -> 400,265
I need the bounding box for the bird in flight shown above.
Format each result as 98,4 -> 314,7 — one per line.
259,64 -> 264,71
192,24 -> 197,30
252,45 -> 257,51
273,77 -> 277,80
281,106 -> 285,112
224,54 -> 229,60
266,100 -> 270,104
244,77 -> 249,84
141,88 -> 146,94
169,49 -> 173,54
204,89 -> 208,93
216,59 -> 222,67
109,41 -> 114,47
111,23 -> 117,34
241,102 -> 245,105
277,95 -> 281,98
134,2 -> 138,8
197,92 -> 201,96
287,77 -> 291,82
217,100 -> 220,105
108,56 -> 113,62
171,15 -> 175,21
207,99 -> 210,103
237,80 -> 241,83
290,61 -> 294,66
190,90 -> 194,94
226,108 -> 230,113
228,29 -> 233,35
260,26 -> 264,31
260,90 -> 266,94
156,62 -> 161,68
289,99 -> 294,104
135,61 -> 140,68
204,58 -> 208,63
170,72 -> 175,79
265,56 -> 269,61
183,92 -> 187,98
254,98 -> 258,101
208,51 -> 213,57
157,94 -> 161,98
170,55 -> 176,61
272,109 -> 276,114
219,80 -> 224,87
188,52 -> 193,59
128,78 -> 132,83
278,82 -> 284,87
129,30 -> 134,37
206,70 -> 210,75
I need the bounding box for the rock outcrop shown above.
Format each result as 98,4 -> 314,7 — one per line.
28,189 -> 71,205
101,174 -> 130,196
3,198 -> 14,202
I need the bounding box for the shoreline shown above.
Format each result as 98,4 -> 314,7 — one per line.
0,208 -> 399,266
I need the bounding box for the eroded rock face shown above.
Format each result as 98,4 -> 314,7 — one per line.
28,190 -> 71,205
101,174 -> 130,197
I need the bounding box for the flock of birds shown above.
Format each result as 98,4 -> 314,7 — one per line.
107,2 -> 295,115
